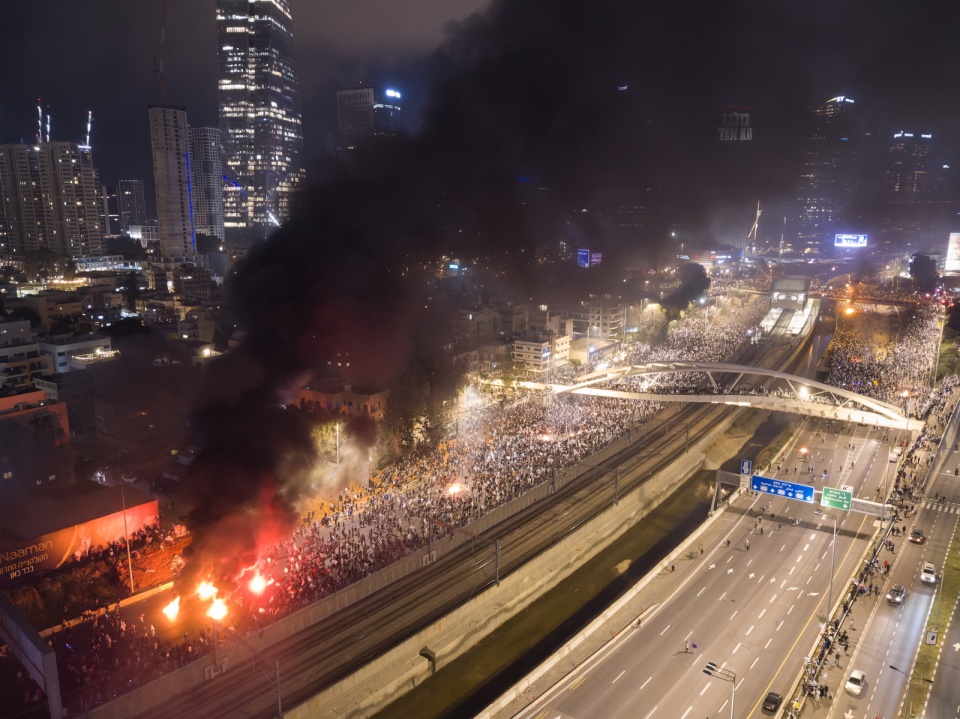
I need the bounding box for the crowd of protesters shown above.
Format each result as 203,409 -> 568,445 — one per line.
14,291 -> 956,715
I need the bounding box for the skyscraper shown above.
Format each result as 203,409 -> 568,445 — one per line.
0,141 -> 104,257
189,127 -> 225,243
795,95 -> 858,251
117,179 -> 147,235
336,86 -> 403,157
217,0 -> 305,245
885,131 -> 932,199
149,105 -> 195,259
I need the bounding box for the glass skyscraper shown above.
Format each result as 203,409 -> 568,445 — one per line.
216,0 -> 305,245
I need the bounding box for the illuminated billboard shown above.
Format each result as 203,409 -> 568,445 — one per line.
577,249 -> 590,268
946,233 -> 960,273
0,497 -> 159,585
834,234 -> 868,248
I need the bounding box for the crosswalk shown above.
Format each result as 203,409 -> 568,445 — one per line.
917,499 -> 960,513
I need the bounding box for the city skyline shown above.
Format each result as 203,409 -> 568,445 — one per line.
2,1 -> 959,228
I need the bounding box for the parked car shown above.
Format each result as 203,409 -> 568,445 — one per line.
886,584 -> 906,605
920,562 -> 937,584
762,691 -> 783,712
845,669 -> 866,696
909,528 -> 926,544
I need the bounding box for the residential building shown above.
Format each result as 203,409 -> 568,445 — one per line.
0,390 -> 73,492
149,105 -> 196,259
217,0 -> 305,244
117,180 -> 147,235
38,334 -> 114,374
0,319 -> 54,390
189,127 -> 225,242
0,141 -> 104,257
296,381 -> 390,420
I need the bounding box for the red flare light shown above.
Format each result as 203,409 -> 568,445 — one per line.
248,573 -> 267,594
207,598 -> 228,622
162,596 -> 180,621
196,581 -> 218,601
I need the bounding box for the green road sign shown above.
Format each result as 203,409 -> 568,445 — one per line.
821,486 -> 852,511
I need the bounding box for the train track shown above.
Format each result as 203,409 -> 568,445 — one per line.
131,324 -> 807,718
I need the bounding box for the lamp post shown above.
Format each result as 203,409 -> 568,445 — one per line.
813,510 -> 837,618
120,483 -> 135,594
703,662 -> 736,719
889,664 -> 911,718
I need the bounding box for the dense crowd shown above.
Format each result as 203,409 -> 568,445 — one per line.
18,292 -> 957,715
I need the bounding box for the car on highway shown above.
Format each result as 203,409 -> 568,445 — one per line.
909,528 -> 926,544
762,691 -> 783,712
845,669 -> 866,696
886,584 -> 906,605
921,562 -> 937,584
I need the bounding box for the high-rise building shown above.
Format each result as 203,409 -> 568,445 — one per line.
0,141 -> 104,257
217,0 -> 305,245
100,185 -> 118,237
337,87 -> 375,153
795,95 -> 859,251
336,86 -> 403,156
149,105 -> 195,259
189,127 -> 225,243
117,179 -> 147,235
885,131 -> 932,199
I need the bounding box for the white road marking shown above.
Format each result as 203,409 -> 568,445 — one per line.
765,637 -> 773,648
751,655 -> 760,668
746,625 -> 755,636
697,586 -> 706,597
640,677 -> 652,690
613,670 -> 626,683
642,707 -> 658,719
758,608 -> 766,619
699,683 -> 710,696
732,642 -> 741,654
718,592 -> 726,602
659,624 -> 671,637
777,620 -> 785,630
770,593 -> 778,603
730,610 -> 738,620
680,707 -> 693,719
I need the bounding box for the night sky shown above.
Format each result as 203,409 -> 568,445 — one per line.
1,0 -> 959,217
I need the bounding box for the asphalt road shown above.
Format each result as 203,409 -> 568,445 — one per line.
522,417 -> 890,719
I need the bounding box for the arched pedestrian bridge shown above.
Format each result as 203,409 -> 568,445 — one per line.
515,361 -> 923,432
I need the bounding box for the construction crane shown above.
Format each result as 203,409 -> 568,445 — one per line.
746,200 -> 761,248
152,0 -> 167,104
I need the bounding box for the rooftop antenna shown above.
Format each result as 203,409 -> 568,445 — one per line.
152,0 -> 167,104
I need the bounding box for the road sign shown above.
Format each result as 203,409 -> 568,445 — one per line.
750,475 -> 814,503
821,486 -> 852,511
741,459 -> 752,475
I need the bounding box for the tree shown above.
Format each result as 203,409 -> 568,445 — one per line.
121,271 -> 141,312
908,253 -> 938,293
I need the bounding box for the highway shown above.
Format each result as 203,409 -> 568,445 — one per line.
518,416 -> 893,719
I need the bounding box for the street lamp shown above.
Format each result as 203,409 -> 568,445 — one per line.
813,510 -> 837,618
889,665 -> 911,717
703,662 -> 736,719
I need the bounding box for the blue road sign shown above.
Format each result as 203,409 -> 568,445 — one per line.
741,459 -> 752,475
750,475 -> 814,503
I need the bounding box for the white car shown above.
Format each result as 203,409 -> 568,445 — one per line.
921,562 -> 937,584
845,669 -> 866,696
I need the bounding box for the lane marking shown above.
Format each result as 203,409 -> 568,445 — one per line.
659,624 -> 671,637
758,608 -> 766,619
730,610 -> 738,621
613,670 -> 626,684
732,642 -> 742,654
640,677 -> 652,690
697,586 -> 706,597
699,683 -> 710,696
746,625 -> 755,636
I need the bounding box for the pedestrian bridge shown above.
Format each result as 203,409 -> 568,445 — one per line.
516,361 -> 923,432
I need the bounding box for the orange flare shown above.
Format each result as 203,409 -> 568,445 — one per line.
207,598 -> 228,621
162,596 -> 180,621
196,581 -> 218,601
248,573 -> 267,594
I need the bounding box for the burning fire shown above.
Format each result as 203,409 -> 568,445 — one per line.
447,483 -> 463,495
248,573 -> 267,594
207,598 -> 228,622
162,596 -> 180,621
196,581 -> 218,601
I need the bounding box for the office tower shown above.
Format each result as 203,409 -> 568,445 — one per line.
795,95 -> 858,250
189,127 -> 225,243
374,89 -> 402,136
885,131 -> 932,199
100,184 -> 118,237
0,141 -> 104,257
149,105 -> 195,259
337,87 -> 375,154
117,180 -> 147,235
217,0 -> 305,244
